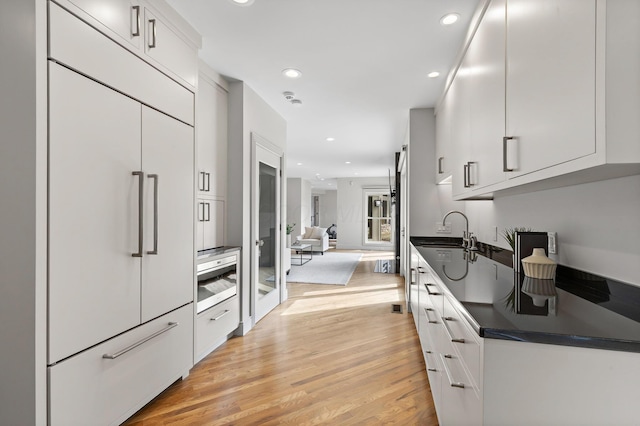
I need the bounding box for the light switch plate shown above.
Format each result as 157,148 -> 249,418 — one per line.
436,222 -> 452,234
548,232 -> 557,254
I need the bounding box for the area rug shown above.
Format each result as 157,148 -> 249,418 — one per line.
286,252 -> 362,285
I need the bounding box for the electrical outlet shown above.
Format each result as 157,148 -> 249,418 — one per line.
548,232 -> 557,254
436,221 -> 452,234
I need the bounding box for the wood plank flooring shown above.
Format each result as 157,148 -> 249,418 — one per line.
124,250 -> 438,425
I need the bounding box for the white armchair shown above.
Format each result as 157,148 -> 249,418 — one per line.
295,226 -> 330,254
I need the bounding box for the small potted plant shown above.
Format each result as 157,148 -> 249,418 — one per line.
286,223 -> 296,248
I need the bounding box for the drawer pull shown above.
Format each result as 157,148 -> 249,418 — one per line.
103,322 -> 178,359
425,284 -> 441,296
441,354 -> 465,389
425,350 -> 437,372
503,136 -> 515,172
148,19 -> 157,49
442,316 -> 465,343
211,310 -> 230,321
424,308 -> 438,324
131,5 -> 141,37
417,266 -> 426,274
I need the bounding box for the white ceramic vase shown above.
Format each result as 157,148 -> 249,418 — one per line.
521,248 -> 557,279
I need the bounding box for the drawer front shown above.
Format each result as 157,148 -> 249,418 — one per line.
49,304 -> 193,426
49,2 -> 194,125
195,296 -> 239,363
443,296 -> 480,387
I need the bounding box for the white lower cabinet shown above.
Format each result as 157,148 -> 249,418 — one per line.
49,304 -> 193,426
195,296 -> 240,363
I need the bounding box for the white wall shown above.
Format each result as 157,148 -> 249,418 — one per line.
286,177 -> 312,237
0,1 -> 48,423
408,108 -> 465,237
336,177 -> 393,250
464,175 -> 640,286
315,189 -> 338,230
228,81 -> 287,333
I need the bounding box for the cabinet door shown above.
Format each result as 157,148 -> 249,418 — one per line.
197,199 -> 225,251
141,107 -> 194,322
468,0 -> 506,189
506,0 -> 596,176
144,8 -> 197,88
435,93 -> 452,184
49,63 -> 141,363
65,0 -> 141,50
196,78 -> 227,197
450,70 -> 472,197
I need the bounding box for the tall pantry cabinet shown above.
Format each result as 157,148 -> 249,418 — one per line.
45,1 -> 201,424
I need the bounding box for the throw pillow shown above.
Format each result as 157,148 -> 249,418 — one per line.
303,226 -> 314,239
310,226 -> 327,239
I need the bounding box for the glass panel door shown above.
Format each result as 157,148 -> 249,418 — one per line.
254,144 -> 281,322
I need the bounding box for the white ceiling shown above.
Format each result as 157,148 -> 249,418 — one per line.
166,0 -> 480,189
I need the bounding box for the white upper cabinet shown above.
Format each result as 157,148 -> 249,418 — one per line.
64,0 -> 142,49
444,0 -> 640,200
196,71 -> 228,198
143,7 -> 198,88
56,0 -> 200,90
505,0 -> 596,177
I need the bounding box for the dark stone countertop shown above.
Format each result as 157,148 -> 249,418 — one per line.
410,237 -> 640,353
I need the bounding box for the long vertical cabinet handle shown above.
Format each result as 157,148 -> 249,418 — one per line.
132,171 -> 144,257
438,157 -> 444,174
205,172 -> 210,192
463,164 -> 469,188
148,19 -> 157,49
440,354 -> 466,389
131,5 -> 141,37
503,136 -> 515,172
205,202 -> 211,222
466,161 -> 476,186
147,174 -> 158,255
441,316 -> 465,343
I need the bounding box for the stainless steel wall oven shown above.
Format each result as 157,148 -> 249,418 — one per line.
196,250 -> 238,314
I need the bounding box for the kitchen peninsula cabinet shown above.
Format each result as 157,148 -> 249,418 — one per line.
45,1 -> 201,424
441,0 -> 640,200
410,241 -> 640,425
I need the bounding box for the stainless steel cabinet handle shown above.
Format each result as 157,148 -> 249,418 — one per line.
205,202 -> 211,222
210,310 -> 230,321
424,308 -> 438,324
466,161 -> 476,186
198,202 -> 204,222
148,19 -> 157,49
425,284 -> 441,296
425,350 -> 437,372
417,266 -> 425,274
441,316 -> 465,343
438,157 -> 444,174
132,171 -> 144,257
410,268 -> 416,284
103,322 -> 178,359
199,172 -> 204,191
503,136 -> 515,172
441,354 -> 465,388
205,172 -> 210,192
463,164 -> 469,188
147,174 -> 158,255
132,5 -> 141,37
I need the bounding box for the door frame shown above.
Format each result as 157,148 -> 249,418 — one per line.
250,132 -> 286,324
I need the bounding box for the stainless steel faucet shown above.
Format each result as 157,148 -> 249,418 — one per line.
442,210 -> 477,250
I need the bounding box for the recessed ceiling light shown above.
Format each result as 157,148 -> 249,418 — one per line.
354,172 -> 359,175
290,99 -> 303,106
345,161 -> 351,164
282,68 -> 302,79
440,13 -> 459,25
428,71 -> 440,78
326,137 -> 335,142
296,162 -> 303,166
230,0 -> 254,6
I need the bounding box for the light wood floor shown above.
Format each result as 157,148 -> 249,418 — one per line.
124,250 -> 438,425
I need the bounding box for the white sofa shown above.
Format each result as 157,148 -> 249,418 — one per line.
295,226 -> 330,254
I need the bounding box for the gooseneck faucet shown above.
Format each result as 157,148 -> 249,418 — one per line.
442,210 -> 477,250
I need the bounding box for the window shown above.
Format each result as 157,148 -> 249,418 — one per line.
364,190 -> 392,244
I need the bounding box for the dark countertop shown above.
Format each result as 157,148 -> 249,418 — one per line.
411,237 -> 640,353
